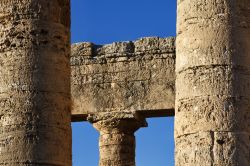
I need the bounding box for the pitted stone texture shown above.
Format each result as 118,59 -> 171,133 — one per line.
176,0 -> 250,165
176,0 -> 250,72
0,0 -> 71,165
92,114 -> 147,166
175,96 -> 250,136
71,37 -> 175,118
175,132 -> 249,166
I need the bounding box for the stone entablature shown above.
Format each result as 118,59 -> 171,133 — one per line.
71,37 -> 175,121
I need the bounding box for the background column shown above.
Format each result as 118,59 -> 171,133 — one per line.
89,113 -> 147,166
176,0 -> 250,165
0,0 -> 71,165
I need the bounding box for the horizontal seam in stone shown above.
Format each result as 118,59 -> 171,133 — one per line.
176,64 -> 250,74
177,95 -> 248,102
175,131 -> 249,139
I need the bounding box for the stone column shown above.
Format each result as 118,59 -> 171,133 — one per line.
88,113 -> 147,166
0,0 -> 71,165
176,0 -> 250,166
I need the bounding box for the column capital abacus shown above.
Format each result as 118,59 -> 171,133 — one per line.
87,111 -> 148,134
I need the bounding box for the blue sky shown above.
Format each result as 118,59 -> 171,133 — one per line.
71,0 -> 176,165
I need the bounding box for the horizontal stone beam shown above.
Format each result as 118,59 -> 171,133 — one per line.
71,109 -> 175,122
71,37 -> 176,121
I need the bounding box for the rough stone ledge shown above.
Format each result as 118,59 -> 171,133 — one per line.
87,111 -> 139,123
71,37 -> 175,65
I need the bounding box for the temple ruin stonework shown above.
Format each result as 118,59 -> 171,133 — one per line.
0,0 -> 71,165
0,0 -> 249,166
71,37 -> 175,166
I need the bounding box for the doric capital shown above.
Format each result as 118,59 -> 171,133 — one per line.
87,111 -> 147,134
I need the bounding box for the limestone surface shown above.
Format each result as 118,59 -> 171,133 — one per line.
176,0 -> 250,165
89,112 -> 147,166
71,37 -> 175,121
0,0 -> 71,165
0,0 -> 249,165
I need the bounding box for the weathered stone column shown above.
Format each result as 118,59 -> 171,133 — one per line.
88,112 -> 147,166
176,0 -> 250,166
0,0 -> 71,165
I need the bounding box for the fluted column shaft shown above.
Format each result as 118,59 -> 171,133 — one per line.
176,0 -> 250,165
0,0 -> 71,165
